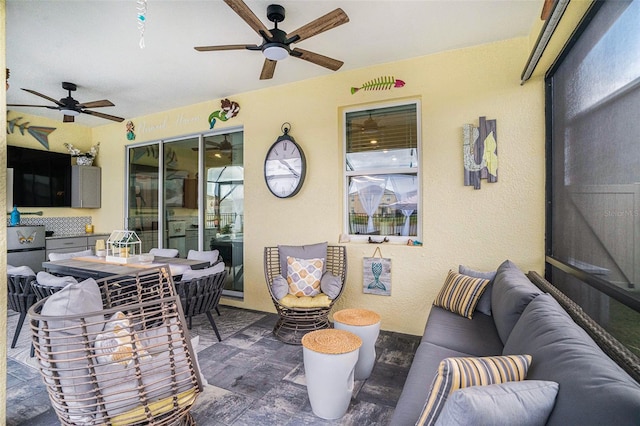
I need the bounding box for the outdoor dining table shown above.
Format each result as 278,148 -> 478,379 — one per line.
42,255 -> 209,280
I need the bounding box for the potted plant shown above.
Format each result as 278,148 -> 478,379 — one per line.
64,142 -> 100,166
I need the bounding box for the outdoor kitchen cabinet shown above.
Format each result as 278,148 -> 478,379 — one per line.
72,165 -> 101,208
45,234 -> 108,259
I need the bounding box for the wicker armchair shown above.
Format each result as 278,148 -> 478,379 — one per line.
174,270 -> 227,342
7,274 -> 37,348
264,245 -> 347,345
29,267 -> 202,425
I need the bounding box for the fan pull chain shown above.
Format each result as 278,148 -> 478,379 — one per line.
137,0 -> 148,49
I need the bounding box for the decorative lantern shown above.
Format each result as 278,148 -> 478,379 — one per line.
106,230 -> 142,264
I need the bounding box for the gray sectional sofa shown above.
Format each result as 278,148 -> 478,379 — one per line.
391,260 -> 640,425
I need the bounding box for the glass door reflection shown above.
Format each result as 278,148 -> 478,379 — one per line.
164,137 -> 199,257
205,132 -> 244,296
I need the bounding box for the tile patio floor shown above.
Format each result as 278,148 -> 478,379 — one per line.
5,306 -> 421,425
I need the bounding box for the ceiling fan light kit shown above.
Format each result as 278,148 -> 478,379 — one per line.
60,109 -> 80,117
195,0 -> 349,80
263,44 -> 289,61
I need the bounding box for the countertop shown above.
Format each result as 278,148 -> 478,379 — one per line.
45,232 -> 110,240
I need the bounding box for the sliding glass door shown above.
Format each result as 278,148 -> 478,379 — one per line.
126,129 -> 244,296
128,143 -> 160,252
164,137 -> 199,257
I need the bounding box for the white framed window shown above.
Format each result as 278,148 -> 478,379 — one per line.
343,100 -> 421,242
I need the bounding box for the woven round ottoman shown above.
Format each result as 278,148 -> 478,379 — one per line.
301,329 -> 362,419
333,308 -> 381,380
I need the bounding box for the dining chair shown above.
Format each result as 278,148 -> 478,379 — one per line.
174,269 -> 227,341
32,271 -> 77,300
7,273 -> 37,348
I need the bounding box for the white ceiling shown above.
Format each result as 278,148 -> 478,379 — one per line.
6,0 -> 543,127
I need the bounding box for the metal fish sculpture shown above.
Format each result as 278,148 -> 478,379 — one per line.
351,77 -> 405,94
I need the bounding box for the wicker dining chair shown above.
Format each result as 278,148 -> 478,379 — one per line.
174,270 -> 227,342
264,245 -> 347,345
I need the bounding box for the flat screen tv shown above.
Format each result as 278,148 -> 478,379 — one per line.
7,145 -> 72,207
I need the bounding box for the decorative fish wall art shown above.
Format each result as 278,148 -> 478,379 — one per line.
6,113 -> 56,150
351,76 -> 405,94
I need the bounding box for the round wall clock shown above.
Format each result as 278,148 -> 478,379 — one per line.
264,129 -> 306,198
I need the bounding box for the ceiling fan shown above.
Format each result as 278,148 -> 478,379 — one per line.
195,134 -> 234,159
195,0 -> 349,80
7,81 -> 124,123
362,113 -> 383,134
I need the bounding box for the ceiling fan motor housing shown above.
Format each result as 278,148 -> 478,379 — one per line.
62,82 -> 77,92
267,4 -> 285,23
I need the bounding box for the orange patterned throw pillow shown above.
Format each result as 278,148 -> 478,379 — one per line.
287,256 -> 324,297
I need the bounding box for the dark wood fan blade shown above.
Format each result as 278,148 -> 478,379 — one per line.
78,100 -> 114,108
63,114 -> 75,123
82,110 -> 125,122
21,88 -> 64,106
7,104 -> 54,108
224,0 -> 273,38
292,48 -> 344,71
286,8 -> 349,43
260,59 -> 277,80
195,44 -> 258,52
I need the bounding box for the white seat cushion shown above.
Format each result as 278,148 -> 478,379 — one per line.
187,249 -> 219,266
180,263 -> 225,281
149,248 -> 179,258
48,249 -> 93,261
7,265 -> 36,277
36,271 -> 77,288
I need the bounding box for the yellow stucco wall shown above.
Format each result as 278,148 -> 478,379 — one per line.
90,37 -> 545,337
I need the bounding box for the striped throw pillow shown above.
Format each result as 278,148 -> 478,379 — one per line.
416,354 -> 532,426
433,270 -> 490,319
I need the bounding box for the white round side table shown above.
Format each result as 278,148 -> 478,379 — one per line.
301,329 -> 362,420
333,308 -> 381,380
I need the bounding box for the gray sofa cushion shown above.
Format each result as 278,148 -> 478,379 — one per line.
491,260 -> 542,343
503,294 -> 640,426
390,342 -> 473,426
434,380 -> 559,426
421,306 -> 503,356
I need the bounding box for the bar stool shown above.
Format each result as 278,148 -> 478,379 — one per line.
301,329 -> 362,420
333,308 -> 381,380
